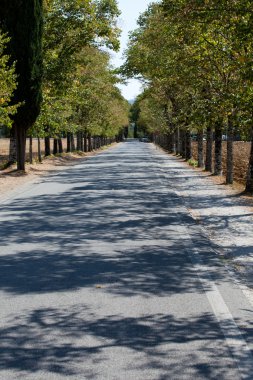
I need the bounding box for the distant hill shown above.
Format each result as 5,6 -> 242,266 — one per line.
128,99 -> 135,105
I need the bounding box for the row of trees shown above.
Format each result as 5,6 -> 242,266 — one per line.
124,0 -> 253,192
0,0 -> 129,170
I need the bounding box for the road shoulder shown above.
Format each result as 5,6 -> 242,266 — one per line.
155,146 -> 253,304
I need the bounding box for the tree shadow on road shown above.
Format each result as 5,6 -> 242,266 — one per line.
0,306 -> 241,379
0,143 -> 245,379
0,165 -> 222,297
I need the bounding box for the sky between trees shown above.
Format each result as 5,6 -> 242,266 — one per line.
112,0 -> 158,100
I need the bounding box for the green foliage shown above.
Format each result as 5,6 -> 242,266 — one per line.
0,32 -> 18,127
43,0 -> 121,90
33,0 -> 125,140
33,92 -> 74,137
134,89 -> 168,135
34,45 -> 129,139
123,0 -> 253,139
188,158 -> 198,168
68,47 -> 129,138
0,0 -> 43,128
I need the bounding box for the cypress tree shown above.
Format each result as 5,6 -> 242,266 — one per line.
0,0 -> 43,170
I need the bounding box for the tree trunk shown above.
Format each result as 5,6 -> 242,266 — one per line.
58,138 -> 63,154
80,132 -> 84,151
1,1 -> 43,171
180,130 -> 186,157
45,136 -> 51,156
88,135 -> 92,152
29,136 -> 33,164
165,134 -> 169,151
53,138 -> 58,155
214,121 -> 222,176
77,132 -> 82,151
168,131 -> 173,153
38,137 -> 42,162
176,127 -> 180,154
205,125 -> 213,172
162,135 -> 165,149
226,114 -> 234,184
185,129 -> 192,160
71,134 -> 75,151
171,131 -> 176,153
197,129 -> 204,168
84,132 -> 88,152
166,133 -> 170,152
245,125 -> 253,193
9,127 -> 17,164
14,123 -> 26,171
67,132 -> 71,152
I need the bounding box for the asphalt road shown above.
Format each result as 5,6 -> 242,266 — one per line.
0,140 -> 253,379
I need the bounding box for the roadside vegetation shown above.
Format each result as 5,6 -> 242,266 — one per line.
1,0 -> 253,195
0,0 -> 129,170
0,32 -> 18,128
123,0 -> 253,193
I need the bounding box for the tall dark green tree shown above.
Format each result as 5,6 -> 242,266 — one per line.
0,0 -> 43,170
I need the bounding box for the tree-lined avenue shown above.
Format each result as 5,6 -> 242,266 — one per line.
0,141 -> 253,379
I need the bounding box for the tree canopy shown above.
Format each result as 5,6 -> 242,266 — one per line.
0,32 -> 18,127
123,0 -> 253,191
1,0 -> 129,168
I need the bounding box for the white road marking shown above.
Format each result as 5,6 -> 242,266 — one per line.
189,248 -> 253,380
156,157 -> 253,379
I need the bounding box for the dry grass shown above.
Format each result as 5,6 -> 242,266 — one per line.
192,141 -> 251,186
0,138 -> 70,167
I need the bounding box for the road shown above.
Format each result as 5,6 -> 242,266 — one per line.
0,140 -> 253,379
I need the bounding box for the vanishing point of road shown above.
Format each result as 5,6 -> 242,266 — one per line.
0,140 -> 253,379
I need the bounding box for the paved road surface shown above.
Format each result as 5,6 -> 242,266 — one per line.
0,140 -> 253,379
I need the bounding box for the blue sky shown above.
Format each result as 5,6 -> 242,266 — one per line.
111,0 -> 158,101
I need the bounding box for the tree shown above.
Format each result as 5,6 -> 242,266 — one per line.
0,0 -> 43,170
124,0 -> 253,191
0,32 -> 18,128
38,0 -> 122,153
161,0 -> 253,188
43,0 -> 120,90
68,47 -> 129,144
